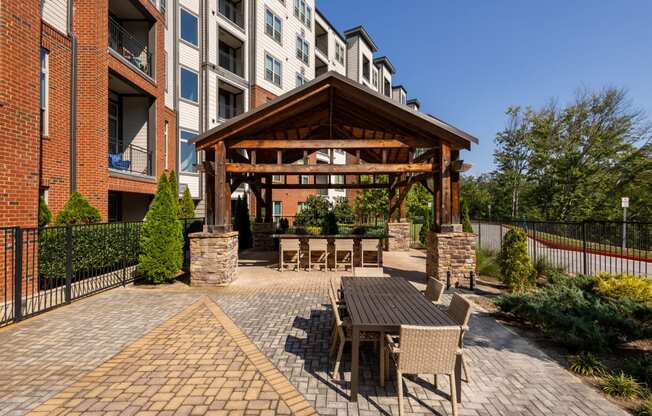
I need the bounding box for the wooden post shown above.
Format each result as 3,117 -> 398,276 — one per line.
214,142 -> 232,232
451,150 -> 460,224
434,143 -> 452,230
264,174 -> 272,223
204,148 -> 215,228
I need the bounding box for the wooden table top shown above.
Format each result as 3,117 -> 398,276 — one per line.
341,276 -> 457,330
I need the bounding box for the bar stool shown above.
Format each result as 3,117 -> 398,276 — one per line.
361,239 -> 380,267
335,239 -> 354,271
279,238 -> 300,271
309,239 -> 328,271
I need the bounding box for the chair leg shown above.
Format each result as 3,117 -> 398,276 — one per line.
449,374 -> 458,416
379,332 -> 385,387
462,354 -> 469,382
333,338 -> 345,378
308,251 -> 311,271
397,370 -> 404,416
434,374 -> 437,390
329,325 -> 338,356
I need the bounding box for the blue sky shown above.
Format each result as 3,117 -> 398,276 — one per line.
318,1 -> 652,174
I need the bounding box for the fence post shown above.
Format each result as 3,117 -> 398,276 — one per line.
532,221 -> 537,264
582,221 -> 588,275
65,225 -> 73,303
122,222 -> 128,287
13,228 -> 23,321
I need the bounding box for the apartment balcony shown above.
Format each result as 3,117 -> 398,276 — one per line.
315,56 -> 328,78
217,80 -> 245,123
108,0 -> 155,79
218,0 -> 244,30
315,21 -> 328,58
108,142 -> 153,176
218,29 -> 245,79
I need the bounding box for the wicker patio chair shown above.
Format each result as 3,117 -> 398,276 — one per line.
335,239 -> 354,271
328,287 -> 378,378
279,238 -> 300,271
424,277 -> 444,303
384,325 -> 462,416
446,293 -> 472,382
309,239 -> 328,271
361,239 -> 380,267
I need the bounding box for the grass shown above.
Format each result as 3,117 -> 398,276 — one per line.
602,372 -> 642,399
476,248 -> 501,278
568,352 -> 607,377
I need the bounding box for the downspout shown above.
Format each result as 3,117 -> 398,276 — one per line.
173,0 -> 180,178
68,0 -> 78,193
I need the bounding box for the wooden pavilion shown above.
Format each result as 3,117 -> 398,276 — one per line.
192,72 -> 478,235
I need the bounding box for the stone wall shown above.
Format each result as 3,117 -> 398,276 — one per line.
386,222 -> 410,251
252,223 -> 275,251
427,229 -> 476,287
189,231 -> 239,287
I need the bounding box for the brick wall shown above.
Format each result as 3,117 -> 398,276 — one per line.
0,0 -> 41,228
250,85 -> 277,110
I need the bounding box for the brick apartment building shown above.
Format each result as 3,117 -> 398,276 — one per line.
0,0 -> 174,228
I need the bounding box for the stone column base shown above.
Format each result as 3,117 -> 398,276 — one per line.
252,223 -> 275,251
426,228 -> 476,286
386,222 -> 410,251
189,231 -> 239,287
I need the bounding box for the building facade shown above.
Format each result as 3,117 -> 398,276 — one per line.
1,0 -> 420,227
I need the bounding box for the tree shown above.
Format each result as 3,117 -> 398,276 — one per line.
233,196 -> 252,250
321,211 -> 339,235
55,192 -> 101,225
405,182 -> 432,221
353,175 -> 388,222
295,195 -> 331,227
139,173 -> 183,284
419,208 -> 433,246
179,187 -> 196,219
497,228 -> 536,292
333,197 -> 353,223
461,201 -> 473,233
168,171 -> 179,216
39,196 -> 52,227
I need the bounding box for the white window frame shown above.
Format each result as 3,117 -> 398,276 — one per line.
179,7 -> 199,47
264,8 -> 282,44
264,52 -> 282,87
296,72 -> 307,87
40,48 -> 49,137
180,66 -> 199,103
296,35 -> 309,64
179,129 -> 198,173
335,43 -> 344,65
293,0 -> 311,29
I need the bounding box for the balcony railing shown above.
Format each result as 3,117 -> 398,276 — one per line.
218,49 -> 243,77
109,141 -> 153,176
218,0 -> 244,28
108,17 -> 153,77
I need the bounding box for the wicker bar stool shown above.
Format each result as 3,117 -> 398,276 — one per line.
279,238 -> 300,271
384,325 -> 462,416
446,294 -> 472,382
424,277 -> 444,303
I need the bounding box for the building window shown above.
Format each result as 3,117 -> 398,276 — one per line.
295,35 -> 309,65
371,69 -> 377,88
265,8 -> 282,44
297,202 -> 306,212
272,201 -> 282,219
296,72 -> 307,87
335,43 -> 344,65
180,67 -> 198,102
293,0 -> 311,29
179,130 -> 197,173
40,48 -> 49,137
265,53 -> 282,87
384,78 -> 391,97
164,121 -> 169,170
180,8 -> 198,46
362,55 -> 370,81
333,175 -> 344,185
272,175 -> 283,183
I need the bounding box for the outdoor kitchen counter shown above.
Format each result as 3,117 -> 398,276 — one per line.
272,234 -> 385,268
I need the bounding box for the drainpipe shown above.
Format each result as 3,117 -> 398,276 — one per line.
173,0 -> 180,178
68,0 -> 78,193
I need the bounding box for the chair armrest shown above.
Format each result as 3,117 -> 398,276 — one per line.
385,334 -> 400,353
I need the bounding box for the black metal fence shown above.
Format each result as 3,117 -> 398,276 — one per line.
1,218 -> 204,327
473,220 -> 651,278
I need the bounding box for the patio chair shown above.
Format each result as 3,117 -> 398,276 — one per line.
361,239 -> 380,267
384,325 -> 462,416
445,293 -> 472,382
424,277 -> 444,303
279,238 -> 300,271
328,287 -> 378,378
335,239 -> 354,271
309,239 -> 328,271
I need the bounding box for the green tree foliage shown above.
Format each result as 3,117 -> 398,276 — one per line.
54,192 -> 101,225
139,174 -> 183,284
497,228 -> 536,292
354,175 -> 388,221
462,88 -> 652,221
168,171 -> 179,216
38,196 -> 52,227
406,183 -> 432,221
461,201 -> 473,233
333,197 -> 353,223
321,211 -> 339,235
179,187 -> 196,219
233,196 -> 252,250
418,208 -> 433,246
295,195 -> 330,227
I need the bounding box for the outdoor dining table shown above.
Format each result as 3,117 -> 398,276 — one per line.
340,276 -> 462,403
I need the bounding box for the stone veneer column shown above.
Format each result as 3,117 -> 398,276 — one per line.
189,231 -> 239,287
386,222 -> 411,251
426,224 -> 476,287
252,223 -> 275,251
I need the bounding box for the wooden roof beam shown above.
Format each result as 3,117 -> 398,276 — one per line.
227,139 -> 409,150
225,163 -> 435,174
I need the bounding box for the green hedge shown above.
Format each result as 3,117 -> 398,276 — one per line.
39,223 -> 142,283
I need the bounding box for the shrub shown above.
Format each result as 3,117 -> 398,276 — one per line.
233,196 -> 252,250
333,197 -> 353,223
295,195 -> 330,227
533,255 -> 565,280
55,192 -> 101,225
497,228 -> 536,292
321,211 -> 339,235
624,356 -> 652,387
595,273 -> 652,307
568,352 -> 606,377
278,218 -> 289,233
168,171 -> 179,215
602,372 -> 641,399
139,174 -> 183,284
179,187 -> 196,219
461,202 -> 473,233
636,395 -> 652,416
476,248 -> 501,278
39,196 -> 52,227
495,273 -> 652,352
419,209 -> 432,246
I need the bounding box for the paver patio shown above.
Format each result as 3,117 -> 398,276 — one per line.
0,250 -> 629,415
